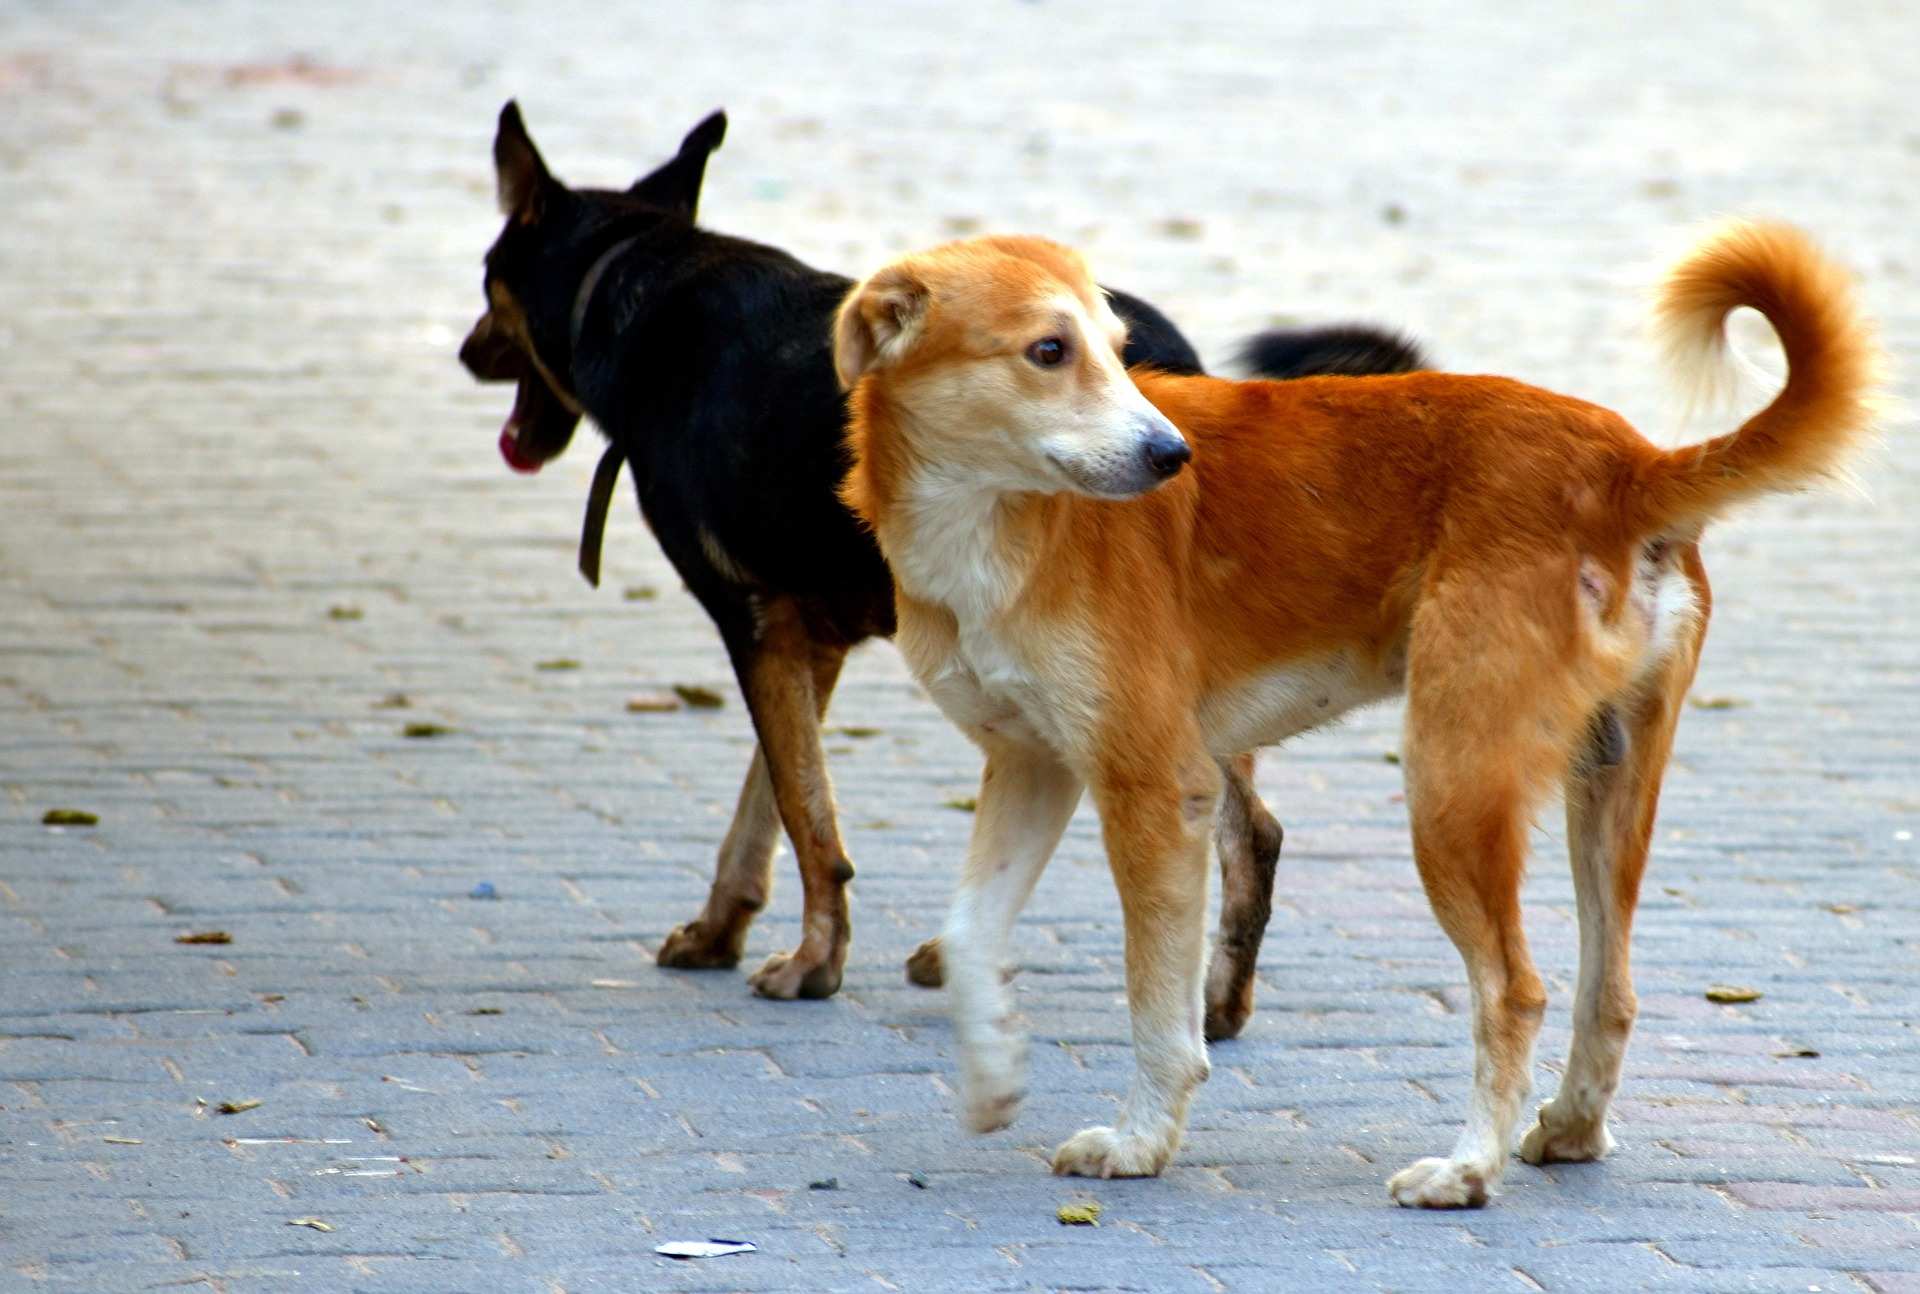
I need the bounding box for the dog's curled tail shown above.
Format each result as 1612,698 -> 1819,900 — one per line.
1637,219 -> 1882,533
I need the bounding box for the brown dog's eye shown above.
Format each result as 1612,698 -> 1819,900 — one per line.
1026,337 -> 1067,368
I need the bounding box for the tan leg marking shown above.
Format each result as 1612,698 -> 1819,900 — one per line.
657,743 -> 780,970
733,607 -> 855,1000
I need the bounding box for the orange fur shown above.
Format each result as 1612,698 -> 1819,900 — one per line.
835,222 -> 1880,1203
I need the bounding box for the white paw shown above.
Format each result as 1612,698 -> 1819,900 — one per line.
1517,1104 -> 1616,1165
959,1033 -> 1027,1133
1050,1125 -> 1174,1179
1386,1156 -> 1492,1209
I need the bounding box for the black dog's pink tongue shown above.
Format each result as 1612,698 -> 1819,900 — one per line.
499,418 -> 542,474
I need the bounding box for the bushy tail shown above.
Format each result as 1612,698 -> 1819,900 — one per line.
1237,323 -> 1429,380
1636,220 -> 1882,533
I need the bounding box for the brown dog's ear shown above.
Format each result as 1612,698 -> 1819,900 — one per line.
494,100 -> 555,222
833,265 -> 929,390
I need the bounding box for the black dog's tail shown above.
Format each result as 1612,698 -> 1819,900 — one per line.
1237,323 -> 1429,379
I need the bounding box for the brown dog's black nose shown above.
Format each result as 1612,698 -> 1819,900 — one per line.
1143,432 -> 1192,480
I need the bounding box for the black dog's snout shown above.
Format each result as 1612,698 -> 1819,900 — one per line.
1143,431 -> 1192,480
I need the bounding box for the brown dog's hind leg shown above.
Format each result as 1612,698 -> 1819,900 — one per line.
657,744 -> 781,969
1204,752 -> 1283,1041
1522,561 -> 1709,1165
740,610 -> 855,1000
1386,582 -> 1583,1208
1387,771 -> 1547,1208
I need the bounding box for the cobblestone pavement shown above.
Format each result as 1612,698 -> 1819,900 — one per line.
3,3 -> 1917,1291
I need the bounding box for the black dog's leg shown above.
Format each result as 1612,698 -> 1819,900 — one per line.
1203,751 -> 1284,1041
730,599 -> 855,1000
657,744 -> 782,970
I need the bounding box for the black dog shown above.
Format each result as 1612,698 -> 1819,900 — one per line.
459,103 -> 1426,1022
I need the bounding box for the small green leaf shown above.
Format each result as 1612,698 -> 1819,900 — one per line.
672,684 -> 725,709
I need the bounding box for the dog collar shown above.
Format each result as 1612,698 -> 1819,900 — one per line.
569,234 -> 639,589
569,234 -> 640,350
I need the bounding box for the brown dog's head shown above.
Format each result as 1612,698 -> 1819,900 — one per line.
834,236 -> 1189,503
458,100 -> 727,474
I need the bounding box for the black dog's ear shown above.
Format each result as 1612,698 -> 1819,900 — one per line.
495,100 -> 556,223
834,263 -> 930,390
627,109 -> 727,217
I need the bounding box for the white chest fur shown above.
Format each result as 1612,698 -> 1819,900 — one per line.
900,612 -> 1079,753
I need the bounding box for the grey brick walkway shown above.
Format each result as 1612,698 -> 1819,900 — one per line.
2,3 -> 1916,1291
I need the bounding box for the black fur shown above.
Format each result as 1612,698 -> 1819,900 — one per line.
1238,323 -> 1429,380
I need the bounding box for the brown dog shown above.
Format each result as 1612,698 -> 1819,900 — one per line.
833,224 -> 1879,1205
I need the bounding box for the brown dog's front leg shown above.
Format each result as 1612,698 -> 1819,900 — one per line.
1053,747 -> 1218,1178
1203,752 -> 1283,1041
737,606 -> 854,1000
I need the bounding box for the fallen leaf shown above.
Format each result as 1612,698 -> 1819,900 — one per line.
656,1239 -> 754,1259
1826,903 -> 1858,915
217,1099 -> 263,1115
906,1171 -> 929,1189
1156,216 -> 1204,240
535,658 -> 580,672
261,993 -> 286,1004
287,1218 -> 333,1232
943,797 -> 978,813
326,605 -> 362,621
102,1136 -> 142,1145
626,693 -> 681,713
42,809 -> 99,827
623,585 -> 658,601
1772,1045 -> 1820,1059
672,684 -> 725,709
175,931 -> 232,945
1705,984 -> 1762,1004
1689,695 -> 1745,711
836,726 -> 882,738
467,1007 -> 503,1016
1382,751 -> 1401,765
808,1177 -> 839,1191
1057,1200 -> 1102,1226
401,722 -> 454,738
